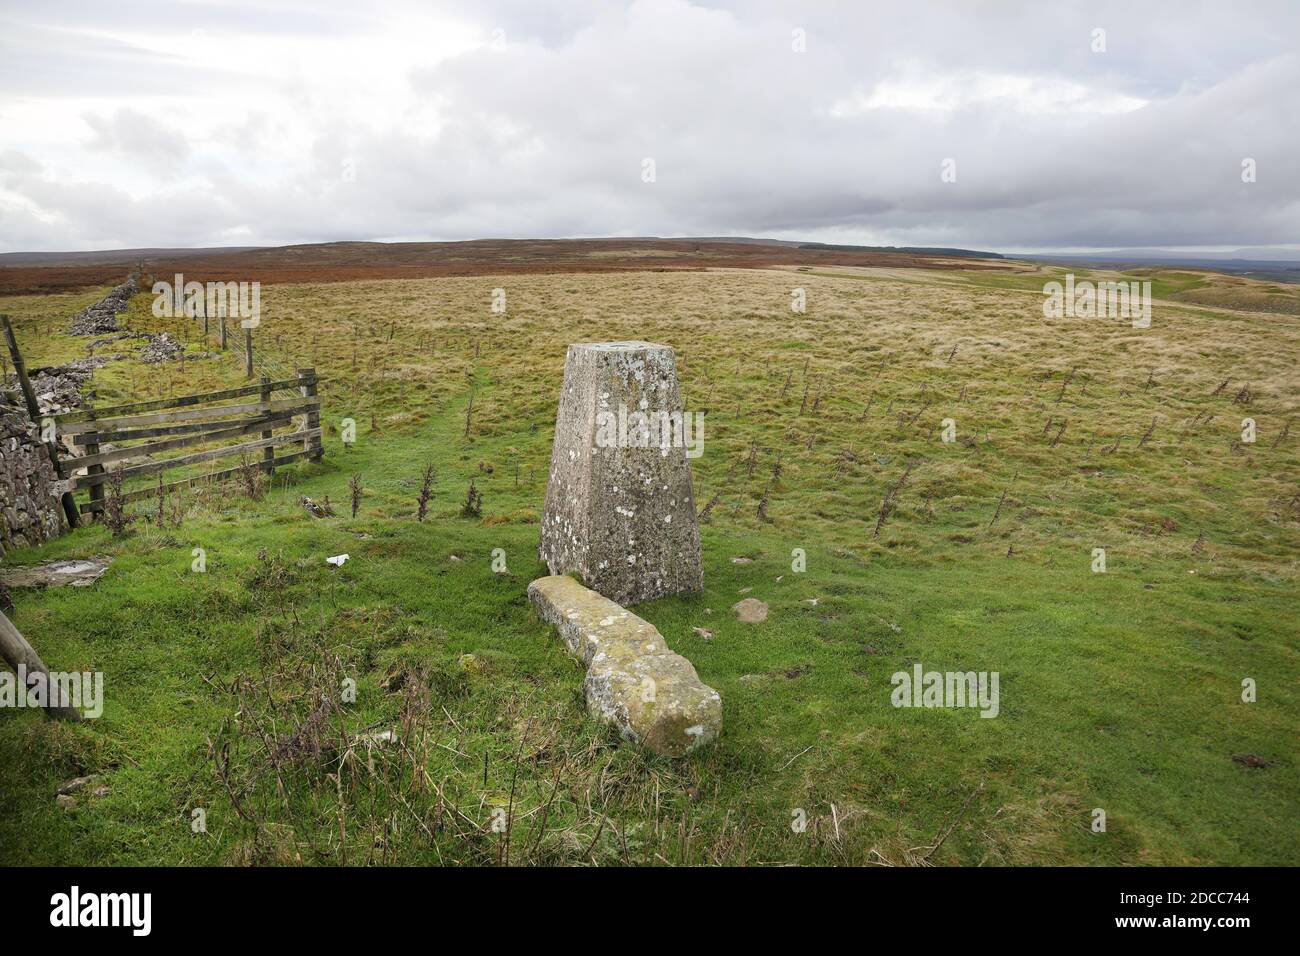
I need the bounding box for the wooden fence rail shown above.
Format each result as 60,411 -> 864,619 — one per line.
74,427 -> 322,491
57,397 -> 318,435
65,368 -> 324,515
78,449 -> 320,512
64,411 -> 300,469
52,376 -> 307,425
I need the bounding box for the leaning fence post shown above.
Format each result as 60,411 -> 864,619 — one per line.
260,375 -> 274,476
0,609 -> 83,721
297,367 -> 323,461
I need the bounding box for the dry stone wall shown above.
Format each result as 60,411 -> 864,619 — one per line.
0,395 -> 64,554
67,274 -> 139,335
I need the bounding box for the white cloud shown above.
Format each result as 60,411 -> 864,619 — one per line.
0,0 -> 1296,252
831,71 -> 1148,117
84,108 -> 191,177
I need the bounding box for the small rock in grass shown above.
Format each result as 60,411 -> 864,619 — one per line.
326,554 -> 349,567
57,774 -> 99,796
56,794 -> 77,810
732,598 -> 769,623
1232,753 -> 1271,769
692,627 -> 714,641
730,556 -> 752,564
301,496 -> 333,518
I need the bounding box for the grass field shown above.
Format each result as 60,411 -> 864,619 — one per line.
1,261 -> 1296,865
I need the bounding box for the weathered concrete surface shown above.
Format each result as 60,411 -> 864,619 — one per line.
528,574 -> 721,757
539,341 -> 703,606
0,557 -> 110,589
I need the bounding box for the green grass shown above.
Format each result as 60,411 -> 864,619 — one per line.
0,267 -> 1296,866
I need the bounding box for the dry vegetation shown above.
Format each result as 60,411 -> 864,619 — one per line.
1,260 -> 1296,866
247,265 -> 1300,574
0,238 -> 994,295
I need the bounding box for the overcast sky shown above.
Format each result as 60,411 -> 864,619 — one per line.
1,0 -> 1296,254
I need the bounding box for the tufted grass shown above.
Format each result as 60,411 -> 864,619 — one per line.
0,263 -> 1296,865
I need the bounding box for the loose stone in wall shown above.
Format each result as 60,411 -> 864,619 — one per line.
67,275 -> 139,336
0,398 -> 65,554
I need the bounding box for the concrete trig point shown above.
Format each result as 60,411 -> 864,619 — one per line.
539,341 -> 703,605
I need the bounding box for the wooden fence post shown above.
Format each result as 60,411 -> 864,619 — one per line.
298,368 -> 323,461
82,412 -> 105,519
218,316 -> 226,351
260,375 -> 274,476
0,609 -> 83,721
245,326 -> 254,378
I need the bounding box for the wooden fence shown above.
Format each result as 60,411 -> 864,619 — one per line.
54,368 -> 324,514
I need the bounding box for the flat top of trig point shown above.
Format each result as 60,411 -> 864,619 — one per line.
572,341 -> 670,353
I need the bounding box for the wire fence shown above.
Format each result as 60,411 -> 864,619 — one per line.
194,320 -> 303,396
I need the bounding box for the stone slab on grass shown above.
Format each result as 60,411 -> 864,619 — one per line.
0,557 -> 110,589
528,574 -> 721,758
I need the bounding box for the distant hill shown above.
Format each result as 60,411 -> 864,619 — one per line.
0,237 -> 1005,294
1024,251 -> 1300,284
0,246 -> 263,267
796,242 -> 1002,259
0,236 -> 1008,267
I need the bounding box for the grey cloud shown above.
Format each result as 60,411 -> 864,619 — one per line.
1,0 -> 1297,252
84,108 -> 191,175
